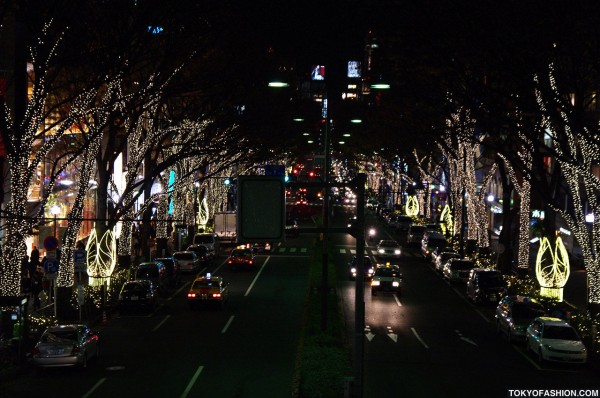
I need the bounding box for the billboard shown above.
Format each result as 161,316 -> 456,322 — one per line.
311,65 -> 325,81
347,61 -> 361,78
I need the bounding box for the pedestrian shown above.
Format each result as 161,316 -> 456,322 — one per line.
21,255 -> 31,296
30,245 -> 40,267
31,267 -> 43,310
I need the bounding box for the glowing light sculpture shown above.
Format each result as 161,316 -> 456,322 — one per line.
440,204 -> 454,236
86,227 -> 117,287
405,195 -> 419,217
198,197 -> 209,227
535,236 -> 570,301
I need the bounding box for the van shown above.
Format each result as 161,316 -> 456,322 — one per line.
193,233 -> 220,255
135,261 -> 168,291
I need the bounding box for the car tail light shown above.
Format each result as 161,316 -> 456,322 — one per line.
212,293 -> 221,298
187,293 -> 196,298
249,260 -> 253,264
71,345 -> 80,355
228,260 -> 232,264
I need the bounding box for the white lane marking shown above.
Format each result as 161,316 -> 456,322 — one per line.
411,327 -> 429,349
244,257 -> 270,297
212,258 -> 230,275
300,248 -> 307,253
180,365 -> 204,398
512,344 -> 541,370
387,326 -> 398,343
339,249 -> 346,254
278,248 -> 286,253
290,248 -> 297,253
365,325 -> 375,341
474,308 -> 490,323
152,315 -> 171,332
221,315 -> 235,334
394,295 -> 402,306
82,377 -> 106,398
168,282 -> 190,301
350,249 -> 356,254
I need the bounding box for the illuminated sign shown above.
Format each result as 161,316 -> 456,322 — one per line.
347,61 -> 361,78
311,65 -> 325,81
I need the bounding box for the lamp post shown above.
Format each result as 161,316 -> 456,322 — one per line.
50,204 -> 61,238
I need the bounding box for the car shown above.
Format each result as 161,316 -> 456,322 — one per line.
153,256 -> 180,287
421,231 -> 447,261
173,250 -> 201,273
496,295 -> 547,342
245,241 -> 272,253
375,240 -> 402,259
441,258 -> 475,283
466,268 -> 506,304
118,280 -> 158,314
348,256 -> 375,280
406,225 -> 427,246
187,273 -> 229,309
434,251 -> 460,272
526,317 -> 587,364
227,247 -> 257,270
395,215 -> 413,232
135,261 -> 168,291
32,324 -> 99,370
285,218 -> 299,237
371,263 -> 402,296
186,244 -> 214,266
192,233 -> 220,256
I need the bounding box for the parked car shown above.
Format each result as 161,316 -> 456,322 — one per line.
118,280 -> 158,314
173,251 -> 201,274
193,233 -> 220,256
496,295 -> 546,342
135,261 -> 168,291
186,245 -> 214,267
526,317 -> 587,364
371,263 -> 402,296
395,215 -> 413,232
433,251 -> 460,272
153,256 -> 180,287
375,240 -> 402,259
466,268 -> 506,304
421,231 -> 447,261
227,247 -> 257,270
32,324 -> 99,370
348,255 -> 375,280
406,225 -> 427,246
442,258 -> 475,283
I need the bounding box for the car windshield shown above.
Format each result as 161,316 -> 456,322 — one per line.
154,258 -> 174,267
451,261 -> 474,270
194,235 -> 214,244
41,330 -> 77,343
122,283 -> 147,293
231,249 -> 250,257
511,303 -> 545,321
379,241 -> 399,248
374,267 -> 400,277
543,325 -> 579,340
351,256 -> 373,267
137,268 -> 158,278
478,273 -> 504,287
192,281 -> 218,289
174,253 -> 194,260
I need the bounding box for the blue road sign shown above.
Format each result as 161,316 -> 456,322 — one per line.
44,258 -> 59,274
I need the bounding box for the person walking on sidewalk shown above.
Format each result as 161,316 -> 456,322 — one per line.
31,267 -> 43,310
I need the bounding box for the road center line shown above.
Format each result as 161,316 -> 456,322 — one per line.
152,315 -> 171,332
244,256 -> 270,297
180,365 -> 204,398
221,315 -> 235,334
411,327 -> 429,349
82,377 -> 106,398
394,295 -> 402,306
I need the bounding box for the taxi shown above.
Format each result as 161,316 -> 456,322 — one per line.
187,273 -> 228,309
371,263 -> 402,296
227,247 -> 257,270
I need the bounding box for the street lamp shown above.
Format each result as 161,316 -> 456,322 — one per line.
50,204 -> 61,237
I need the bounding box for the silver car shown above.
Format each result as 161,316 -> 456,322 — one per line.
375,240 -> 402,259
32,324 -> 99,369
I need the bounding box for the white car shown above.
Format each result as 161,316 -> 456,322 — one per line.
173,251 -> 200,273
526,317 -> 587,364
375,240 -> 402,259
442,258 -> 475,283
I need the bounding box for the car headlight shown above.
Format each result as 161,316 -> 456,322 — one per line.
392,281 -> 400,287
394,249 -> 401,255
378,249 -> 385,254
351,267 -> 357,273
371,280 -> 380,286
368,268 -> 374,274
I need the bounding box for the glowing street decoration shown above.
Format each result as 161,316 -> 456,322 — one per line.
86,227 -> 117,287
198,197 -> 209,227
405,195 -> 419,217
535,236 -> 570,301
440,204 -> 454,236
